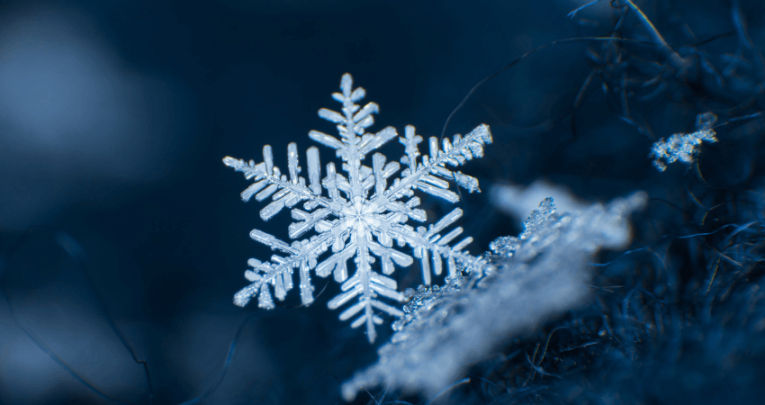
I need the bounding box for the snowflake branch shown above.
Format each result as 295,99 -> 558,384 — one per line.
234,229 -> 339,308
223,144 -> 334,220
377,124 -> 492,205
388,208 -> 484,284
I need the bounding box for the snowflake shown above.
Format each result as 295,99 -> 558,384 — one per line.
650,112 -> 718,172
223,73 -> 492,342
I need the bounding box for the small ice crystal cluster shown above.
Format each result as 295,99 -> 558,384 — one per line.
341,192 -> 647,401
223,74 -> 491,343
489,197 -> 561,259
650,112 -> 718,172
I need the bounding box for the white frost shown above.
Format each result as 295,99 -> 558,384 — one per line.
341,192 -> 647,400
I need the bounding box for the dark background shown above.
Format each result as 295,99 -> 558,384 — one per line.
1,0 -> 764,404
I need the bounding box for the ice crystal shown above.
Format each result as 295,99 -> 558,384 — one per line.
490,180 -> 588,218
341,193 -> 647,400
223,74 -> 492,342
650,112 -> 718,171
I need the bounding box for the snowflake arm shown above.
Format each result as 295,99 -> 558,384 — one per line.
308,73 -> 398,167
233,229 -> 337,308
324,235 -> 407,344
223,143 -> 331,219
387,208 -> 484,285
380,123 -> 491,205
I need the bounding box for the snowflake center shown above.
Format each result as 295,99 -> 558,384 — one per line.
342,196 -> 380,230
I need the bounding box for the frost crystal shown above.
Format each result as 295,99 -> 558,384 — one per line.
223,74 -> 492,342
650,112 -> 718,171
341,193 -> 647,400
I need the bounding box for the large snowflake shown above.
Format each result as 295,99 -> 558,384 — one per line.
223,74 -> 492,342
